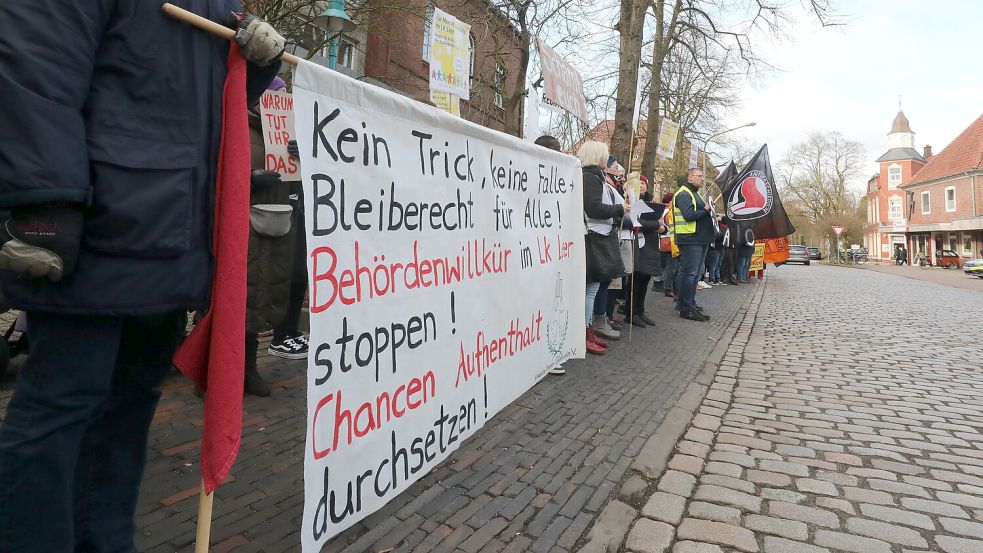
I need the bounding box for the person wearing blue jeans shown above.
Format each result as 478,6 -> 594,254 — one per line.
676,243 -> 710,313
0,312 -> 185,552
706,247 -> 723,284
737,242 -> 755,282
672,170 -> 716,321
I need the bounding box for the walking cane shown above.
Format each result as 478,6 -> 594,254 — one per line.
158,5 -> 299,553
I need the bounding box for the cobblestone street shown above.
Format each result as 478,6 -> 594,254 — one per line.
620,263 -> 983,553
4,262 -> 982,552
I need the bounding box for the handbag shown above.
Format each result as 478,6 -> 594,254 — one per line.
585,227 -> 625,282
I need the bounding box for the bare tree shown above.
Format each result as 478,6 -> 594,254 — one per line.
612,0 -> 843,187
778,131 -> 865,223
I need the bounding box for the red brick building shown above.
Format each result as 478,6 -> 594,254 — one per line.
901,113 -> 983,263
863,110 -> 928,261
360,0 -> 525,134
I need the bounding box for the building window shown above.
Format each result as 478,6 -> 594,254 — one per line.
422,4 -> 434,61
945,186 -> 956,212
888,165 -> 902,189
949,233 -> 958,252
888,197 -> 902,221
493,64 -> 505,109
964,233 -> 974,254
921,191 -> 931,214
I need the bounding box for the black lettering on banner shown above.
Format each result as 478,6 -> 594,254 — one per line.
311,102 -> 393,166
310,399 -> 481,540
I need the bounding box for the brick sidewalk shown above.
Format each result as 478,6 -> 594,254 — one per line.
618,263 -> 983,553
0,279 -> 759,552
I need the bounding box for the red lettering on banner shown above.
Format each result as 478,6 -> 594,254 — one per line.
311,371 -> 437,460
456,310 -> 544,387
310,240 -> 513,313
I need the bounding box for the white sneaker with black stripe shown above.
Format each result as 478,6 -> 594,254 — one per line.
268,335 -> 309,359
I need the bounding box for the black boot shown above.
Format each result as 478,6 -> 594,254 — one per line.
244,332 -> 271,396
244,365 -> 272,397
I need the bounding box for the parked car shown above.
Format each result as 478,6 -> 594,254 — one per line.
935,249 -> 963,269
787,244 -> 811,265
963,258 -> 983,278
806,247 -> 822,260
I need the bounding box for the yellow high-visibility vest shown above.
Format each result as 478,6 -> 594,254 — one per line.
672,186 -> 699,235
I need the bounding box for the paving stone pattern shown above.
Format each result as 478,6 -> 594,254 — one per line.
0,279 -> 758,552
621,264 -> 983,553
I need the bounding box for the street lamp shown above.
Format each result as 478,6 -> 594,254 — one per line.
314,0 -> 355,69
702,121 -> 756,201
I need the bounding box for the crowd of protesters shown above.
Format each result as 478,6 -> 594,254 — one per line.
536,138 -> 761,373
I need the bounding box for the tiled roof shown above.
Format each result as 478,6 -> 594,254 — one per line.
875,148 -> 925,163
906,113 -> 983,186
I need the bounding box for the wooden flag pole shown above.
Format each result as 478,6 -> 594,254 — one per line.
159,4 -> 301,551
161,3 -> 302,66
194,479 -> 214,553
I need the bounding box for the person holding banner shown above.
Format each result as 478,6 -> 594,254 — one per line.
0,2 -> 284,550
673,168 -> 715,322
580,141 -> 629,355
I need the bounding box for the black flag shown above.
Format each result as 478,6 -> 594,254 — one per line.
714,160 -> 738,193
721,145 -> 795,240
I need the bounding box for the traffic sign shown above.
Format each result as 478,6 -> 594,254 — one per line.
832,225 -> 845,237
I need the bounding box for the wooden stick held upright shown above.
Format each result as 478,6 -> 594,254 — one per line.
194,479 -> 214,553
161,3 -> 302,65
160,5 -> 299,552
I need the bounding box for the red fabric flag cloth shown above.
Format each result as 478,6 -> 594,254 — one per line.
172,44 -> 250,494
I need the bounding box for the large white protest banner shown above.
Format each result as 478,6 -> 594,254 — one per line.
293,59 -> 586,550
259,90 -> 300,181
536,37 -> 588,121
428,7 -> 471,100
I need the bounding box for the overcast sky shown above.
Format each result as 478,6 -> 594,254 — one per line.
723,0 -> 983,191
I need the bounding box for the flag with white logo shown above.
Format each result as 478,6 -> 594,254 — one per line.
722,145 -> 795,240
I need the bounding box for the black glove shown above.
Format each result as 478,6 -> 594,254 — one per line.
0,205 -> 84,282
287,140 -> 299,159
251,169 -> 283,189
234,14 -> 286,67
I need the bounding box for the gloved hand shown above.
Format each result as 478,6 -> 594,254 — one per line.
0,205 -> 84,282
287,139 -> 299,159
251,169 -> 283,188
234,14 -> 286,67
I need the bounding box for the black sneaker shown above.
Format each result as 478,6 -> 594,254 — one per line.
268,336 -> 308,359
680,310 -> 710,322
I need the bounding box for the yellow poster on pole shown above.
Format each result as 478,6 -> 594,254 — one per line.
750,242 -> 765,271
428,8 -> 471,100
430,90 -> 460,116
656,118 -> 680,159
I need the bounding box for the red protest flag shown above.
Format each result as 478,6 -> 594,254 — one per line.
172,43 -> 251,494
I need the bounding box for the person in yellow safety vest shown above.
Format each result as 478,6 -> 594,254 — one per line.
657,191 -> 679,298
672,168 -> 718,321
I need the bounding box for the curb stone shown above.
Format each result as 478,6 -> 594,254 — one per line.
620,280 -> 768,553
575,281 -> 766,553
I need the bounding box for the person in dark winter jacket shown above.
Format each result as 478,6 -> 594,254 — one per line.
625,178 -> 665,326
0,2 -> 283,550
719,221 -> 738,285
243,88 -> 297,396
579,141 -> 629,358
673,168 -> 716,321
706,225 -> 725,285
